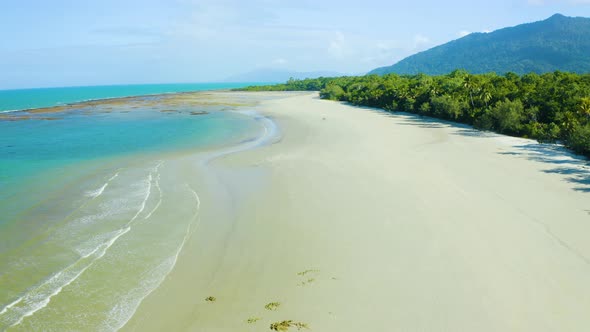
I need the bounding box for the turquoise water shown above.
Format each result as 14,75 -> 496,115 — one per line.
0,83 -> 260,112
0,87 -> 269,330
1,104 -> 245,182
0,106 -> 256,227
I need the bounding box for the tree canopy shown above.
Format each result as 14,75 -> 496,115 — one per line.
239,71 -> 590,158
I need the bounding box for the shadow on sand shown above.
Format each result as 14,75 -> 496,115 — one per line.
498,143 -> 590,193
346,104 -> 590,193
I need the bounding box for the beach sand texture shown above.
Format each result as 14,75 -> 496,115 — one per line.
123,92 -> 590,332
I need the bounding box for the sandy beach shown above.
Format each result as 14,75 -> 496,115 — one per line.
122,92 -> 590,332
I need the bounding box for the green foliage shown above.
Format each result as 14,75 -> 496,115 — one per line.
370,14 -> 590,76
430,94 -> 465,120
489,99 -> 525,134
320,84 -> 345,100
566,123 -> 590,156
580,97 -> 590,118
241,71 -> 590,158
236,77 -> 334,92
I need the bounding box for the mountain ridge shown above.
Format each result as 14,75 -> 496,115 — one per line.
370,14 -> 590,75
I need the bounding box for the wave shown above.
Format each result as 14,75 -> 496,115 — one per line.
0,167 -> 157,329
0,297 -> 22,315
0,109 -> 276,329
105,112 -> 274,330
107,184 -> 201,331
85,172 -> 119,199
1,227 -> 129,328
28,169 -> 123,248
144,162 -> 164,220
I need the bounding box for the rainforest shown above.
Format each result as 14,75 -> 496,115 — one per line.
241,71 -> 590,157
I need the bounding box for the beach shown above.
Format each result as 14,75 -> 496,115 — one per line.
121,92 -> 590,331
0,90 -> 276,331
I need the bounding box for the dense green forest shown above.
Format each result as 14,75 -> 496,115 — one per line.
239,71 -> 590,157
370,14 -> 590,75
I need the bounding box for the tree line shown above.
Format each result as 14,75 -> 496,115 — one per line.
239,71 -> 590,157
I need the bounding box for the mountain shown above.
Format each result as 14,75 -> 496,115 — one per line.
370,14 -> 590,75
225,68 -> 343,83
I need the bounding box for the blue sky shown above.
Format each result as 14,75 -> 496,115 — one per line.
1,0 -> 590,89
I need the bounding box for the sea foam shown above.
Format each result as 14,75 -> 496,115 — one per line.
85,172 -> 119,199
106,184 -> 201,331
0,167 -> 157,329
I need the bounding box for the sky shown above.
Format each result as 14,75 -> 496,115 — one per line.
1,0 -> 590,89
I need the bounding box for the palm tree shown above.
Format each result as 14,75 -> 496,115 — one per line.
580,97 -> 590,120
480,89 -> 492,108
430,85 -> 439,97
463,75 -> 479,108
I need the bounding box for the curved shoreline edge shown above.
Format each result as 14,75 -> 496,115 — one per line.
0,94 -> 281,331
115,109 -> 280,331
123,91 -> 590,332
5,90 -> 589,331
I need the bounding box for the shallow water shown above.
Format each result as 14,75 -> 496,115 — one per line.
0,92 -> 268,331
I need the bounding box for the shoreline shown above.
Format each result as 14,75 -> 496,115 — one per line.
3,91 -> 589,330
3,85 -> 586,163
108,108 -> 281,331
0,93 -> 285,331
123,91 -> 590,331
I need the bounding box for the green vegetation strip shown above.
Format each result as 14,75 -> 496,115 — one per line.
238,71 -> 590,157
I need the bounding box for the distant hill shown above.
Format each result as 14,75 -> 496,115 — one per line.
370,14 -> 590,75
225,68 -> 342,83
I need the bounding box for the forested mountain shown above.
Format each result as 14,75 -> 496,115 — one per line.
370,14 -> 590,75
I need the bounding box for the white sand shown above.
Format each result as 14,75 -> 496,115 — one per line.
123,92 -> 590,332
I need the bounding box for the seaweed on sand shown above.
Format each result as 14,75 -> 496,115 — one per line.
265,302 -> 281,311
270,320 -> 309,331
247,317 -> 262,324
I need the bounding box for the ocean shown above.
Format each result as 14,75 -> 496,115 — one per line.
0,83 -> 261,113
0,84 -> 273,331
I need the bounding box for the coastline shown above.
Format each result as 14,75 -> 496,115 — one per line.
0,92 -> 289,331
0,90 -> 232,115
105,106 -> 282,331
0,83 -> 260,114
123,91 -> 590,331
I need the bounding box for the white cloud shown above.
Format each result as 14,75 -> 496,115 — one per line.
272,58 -> 288,65
458,30 -> 471,37
328,31 -> 346,57
413,34 -> 431,51
360,40 -> 402,64
458,29 -> 491,37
